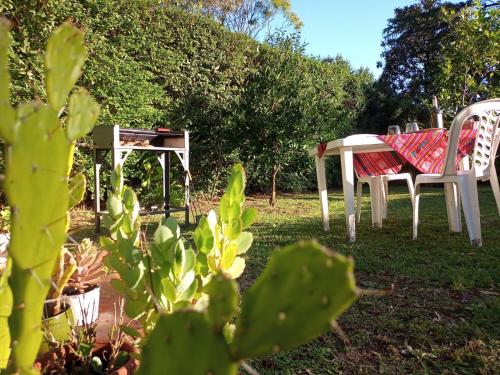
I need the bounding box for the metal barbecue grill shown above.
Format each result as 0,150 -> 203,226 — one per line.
93,125 -> 190,232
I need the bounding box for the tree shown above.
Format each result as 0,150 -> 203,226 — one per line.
379,0 -> 465,114
240,34 -> 365,205
379,0 -> 498,121
170,0 -> 302,37
437,0 -> 499,115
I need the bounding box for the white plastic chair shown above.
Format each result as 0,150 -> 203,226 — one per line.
413,99 -> 500,246
477,127 -> 500,215
356,172 -> 414,227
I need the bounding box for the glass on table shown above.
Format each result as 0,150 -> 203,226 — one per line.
405,121 -> 419,133
387,125 -> 401,135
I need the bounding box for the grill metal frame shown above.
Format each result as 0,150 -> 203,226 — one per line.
92,125 -> 190,232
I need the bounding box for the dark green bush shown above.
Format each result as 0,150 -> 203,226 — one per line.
2,0 -> 372,202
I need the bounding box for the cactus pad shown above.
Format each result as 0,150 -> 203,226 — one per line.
204,274 -> 239,333
45,22 -> 87,111
0,259 -> 12,369
137,311 -> 237,375
231,240 -> 359,359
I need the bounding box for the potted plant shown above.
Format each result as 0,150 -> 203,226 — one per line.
64,238 -> 106,326
37,300 -> 139,374
42,249 -> 77,351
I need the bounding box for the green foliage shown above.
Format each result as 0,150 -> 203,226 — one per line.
101,163 -> 255,339
232,241 -> 357,358
68,173 -> 86,210
176,0 -> 302,38
379,0 -> 498,121
137,241 -> 358,374
0,259 -> 12,370
3,0 -> 370,199
437,0 -> 500,115
240,33 -> 373,198
194,164 -> 257,278
100,165 -> 155,332
137,310 -> 238,375
0,20 -> 98,373
379,0 -> 462,111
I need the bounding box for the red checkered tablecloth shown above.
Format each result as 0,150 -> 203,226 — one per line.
350,128 -> 477,177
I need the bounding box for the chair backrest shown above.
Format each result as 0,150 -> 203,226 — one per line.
443,99 -> 500,176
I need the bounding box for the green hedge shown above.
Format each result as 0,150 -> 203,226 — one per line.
2,0 -> 372,202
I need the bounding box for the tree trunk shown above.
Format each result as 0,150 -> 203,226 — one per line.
269,166 -> 278,207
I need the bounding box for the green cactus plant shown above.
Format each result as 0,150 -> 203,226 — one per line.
137,241 -> 359,375
101,166 -> 201,336
101,163 -> 256,339
194,164 -> 257,280
100,165 -> 156,335
0,259 -> 12,369
0,19 -> 99,373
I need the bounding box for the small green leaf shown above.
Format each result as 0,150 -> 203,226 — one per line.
175,270 -> 195,297
225,257 -> 245,279
68,173 -> 86,209
65,88 -> 100,140
234,232 -> 253,255
120,324 -> 142,339
161,278 -> 176,302
221,244 -> 237,271
219,195 -> 230,222
241,208 -> 257,229
107,194 -> 123,217
228,218 -> 242,240
177,277 -> 198,303
110,278 -> 127,294
110,165 -> 123,191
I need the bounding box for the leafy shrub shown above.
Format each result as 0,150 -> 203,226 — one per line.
3,0 -> 372,201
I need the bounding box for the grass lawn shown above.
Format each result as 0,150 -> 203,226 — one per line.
70,184 -> 500,374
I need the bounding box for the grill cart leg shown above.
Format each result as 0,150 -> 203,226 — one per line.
185,170 -> 190,225
94,149 -> 102,234
163,151 -> 171,219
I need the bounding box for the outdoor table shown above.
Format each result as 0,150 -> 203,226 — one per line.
309,128 -> 477,242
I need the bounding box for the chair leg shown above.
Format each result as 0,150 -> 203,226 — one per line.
489,165 -> 500,215
382,180 -> 388,220
371,177 -> 383,228
405,175 -> 415,209
413,183 -> 421,240
459,175 -> 482,246
356,181 -> 363,223
444,182 -> 462,233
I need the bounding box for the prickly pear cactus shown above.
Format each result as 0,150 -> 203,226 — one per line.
203,274 -> 239,334
231,241 -> 358,359
0,19 -> 99,373
0,259 -> 12,369
138,240 -> 358,374
100,166 -> 154,332
151,217 -> 199,312
194,164 -> 257,280
137,310 -> 238,375
101,167 -> 200,335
